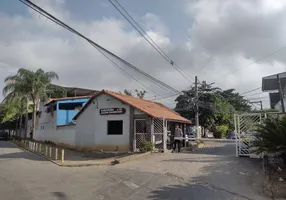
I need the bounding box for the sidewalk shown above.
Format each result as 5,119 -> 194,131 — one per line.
11,140 -> 151,167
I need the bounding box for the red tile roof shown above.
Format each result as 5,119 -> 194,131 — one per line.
45,96 -> 92,106
73,90 -> 191,123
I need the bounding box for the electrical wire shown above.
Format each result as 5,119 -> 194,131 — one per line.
108,0 -> 194,82
89,43 -> 164,96
244,92 -> 264,97
241,87 -> 262,95
227,46 -> 286,75
247,96 -> 269,101
18,0 -> 180,96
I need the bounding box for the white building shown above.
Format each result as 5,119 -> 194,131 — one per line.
34,96 -> 90,146
262,72 -> 286,112
73,90 -> 191,152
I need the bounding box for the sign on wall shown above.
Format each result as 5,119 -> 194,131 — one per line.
100,108 -> 126,115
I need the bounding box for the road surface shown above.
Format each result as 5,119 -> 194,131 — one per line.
0,141 -> 269,200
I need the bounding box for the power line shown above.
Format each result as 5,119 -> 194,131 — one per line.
244,92 -> 264,97
247,96 -> 269,101
227,45 -> 286,75
18,0 -> 180,96
108,0 -> 194,82
91,44 -> 164,96
241,87 -> 262,95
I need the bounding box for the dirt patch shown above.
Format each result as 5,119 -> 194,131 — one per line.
264,156 -> 286,199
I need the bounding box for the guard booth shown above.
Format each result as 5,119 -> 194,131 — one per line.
134,118 -> 191,152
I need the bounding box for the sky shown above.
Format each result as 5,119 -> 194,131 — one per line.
1,0 -> 286,108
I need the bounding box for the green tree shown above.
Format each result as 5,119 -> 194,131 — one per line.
120,89 -> 147,99
175,86 -> 251,131
122,89 -> 133,96
217,89 -> 251,112
3,68 -> 62,139
174,84 -> 224,129
253,116 -> 286,163
135,89 -> 147,99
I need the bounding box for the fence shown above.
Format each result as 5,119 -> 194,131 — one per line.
134,119 -> 148,151
235,112 -> 283,158
153,118 -> 164,151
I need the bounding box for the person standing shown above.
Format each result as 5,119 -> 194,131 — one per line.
173,124 -> 183,153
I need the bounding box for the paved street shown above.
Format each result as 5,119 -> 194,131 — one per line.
0,141 -> 270,200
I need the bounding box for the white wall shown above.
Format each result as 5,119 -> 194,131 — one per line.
34,102 -> 57,141
56,125 -> 76,145
33,102 -> 76,146
75,94 -> 131,150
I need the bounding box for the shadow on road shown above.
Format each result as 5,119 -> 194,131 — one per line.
148,183 -> 239,200
149,155 -> 266,200
51,192 -> 69,200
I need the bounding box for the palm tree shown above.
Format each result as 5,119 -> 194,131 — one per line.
3,68 -> 62,139
2,71 -> 30,138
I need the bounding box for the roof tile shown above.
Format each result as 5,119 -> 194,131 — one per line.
73,90 -> 191,123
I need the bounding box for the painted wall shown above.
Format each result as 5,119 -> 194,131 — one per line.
34,102 -> 57,142
75,94 -> 131,151
56,98 -> 89,126
56,125 -> 76,145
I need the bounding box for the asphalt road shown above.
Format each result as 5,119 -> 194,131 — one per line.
0,141 -> 269,200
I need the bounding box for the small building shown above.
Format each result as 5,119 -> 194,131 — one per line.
73,90 -> 191,152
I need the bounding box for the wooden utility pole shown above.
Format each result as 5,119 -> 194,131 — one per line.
195,76 -> 199,139
277,74 -> 285,113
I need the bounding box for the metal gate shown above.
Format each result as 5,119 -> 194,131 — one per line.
235,113 -> 263,157
134,119 -> 148,151
153,118 -> 164,151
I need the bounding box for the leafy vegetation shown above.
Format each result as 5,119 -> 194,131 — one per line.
253,116 -> 286,157
174,84 -> 251,134
120,89 -> 147,99
140,139 -> 154,152
2,68 -> 65,139
214,125 -> 229,138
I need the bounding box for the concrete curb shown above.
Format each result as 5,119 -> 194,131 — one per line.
10,141 -> 151,167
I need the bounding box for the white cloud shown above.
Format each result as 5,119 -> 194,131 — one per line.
1,0 -> 285,109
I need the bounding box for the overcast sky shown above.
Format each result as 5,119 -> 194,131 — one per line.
1,0 -> 285,108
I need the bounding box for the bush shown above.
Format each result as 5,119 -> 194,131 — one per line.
253,116 -> 286,163
214,125 -> 228,138
140,140 -> 154,152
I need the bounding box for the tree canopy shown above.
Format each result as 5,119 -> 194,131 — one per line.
174,84 -> 251,136
2,68 -> 64,138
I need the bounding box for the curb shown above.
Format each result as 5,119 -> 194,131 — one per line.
9,141 -> 61,165
10,141 -> 151,167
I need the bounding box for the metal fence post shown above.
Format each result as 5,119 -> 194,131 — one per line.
45,145 -> 48,156
61,149 -> 64,163
49,147 -> 52,157
55,148 -> 58,160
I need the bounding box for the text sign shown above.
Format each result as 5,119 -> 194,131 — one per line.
100,108 -> 126,115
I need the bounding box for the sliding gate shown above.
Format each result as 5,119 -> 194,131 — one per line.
235,112 -> 281,157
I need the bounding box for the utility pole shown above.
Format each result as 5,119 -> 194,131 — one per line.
195,76 -> 199,139
277,74 -> 285,113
